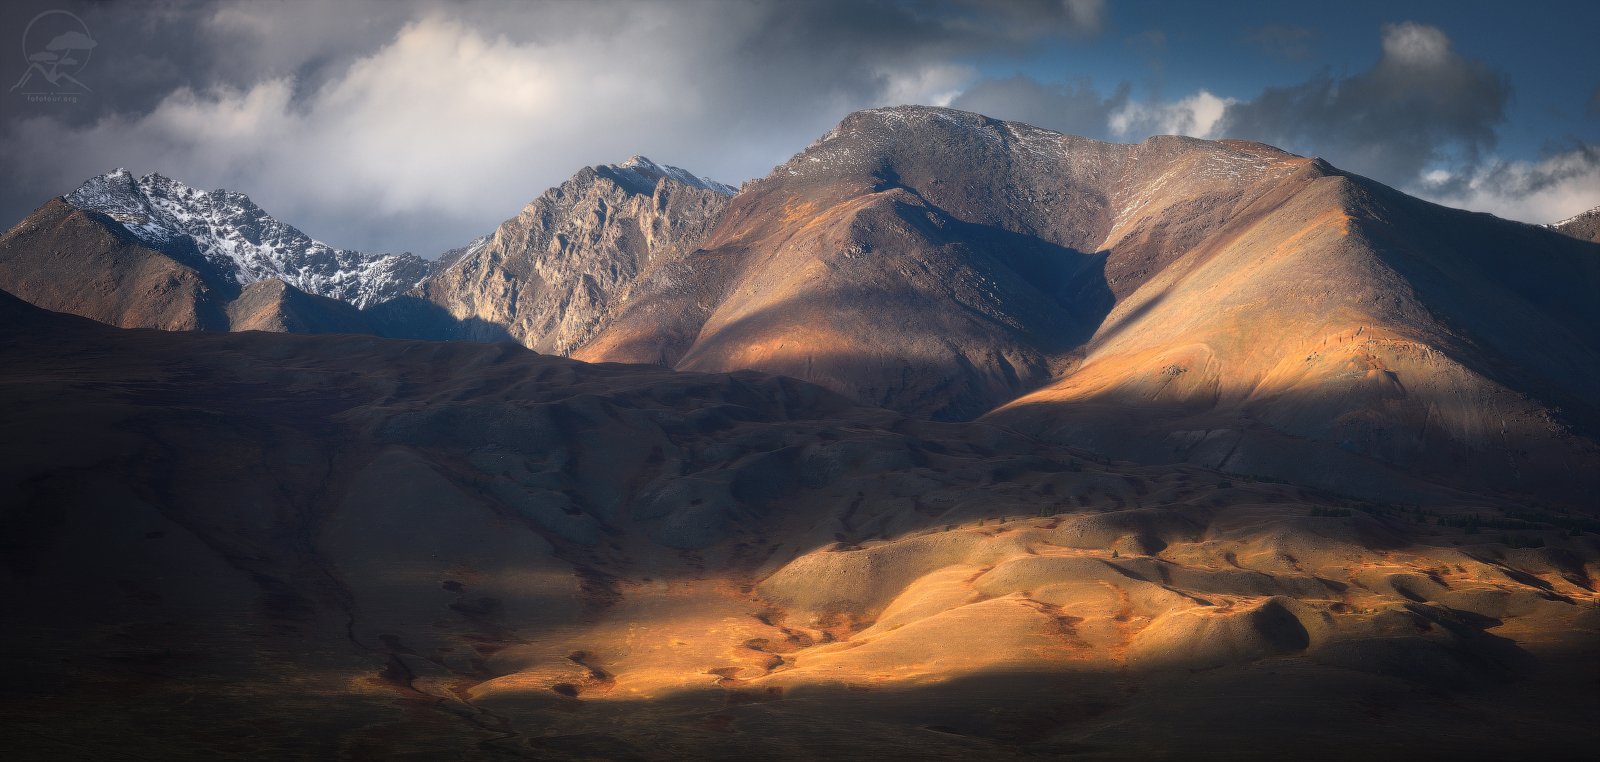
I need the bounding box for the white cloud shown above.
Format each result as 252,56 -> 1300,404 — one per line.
1379,21 -> 1451,68
1412,146 -> 1600,224
1109,90 -> 1235,139
880,63 -> 979,109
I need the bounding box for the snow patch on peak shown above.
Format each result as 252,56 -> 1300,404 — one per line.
437,234 -> 491,271
611,156 -> 735,195
1551,206 -> 1600,228
63,170 -> 430,308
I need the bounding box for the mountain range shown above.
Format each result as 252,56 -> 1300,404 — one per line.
3,105 -> 1598,759
5,106 -> 1597,509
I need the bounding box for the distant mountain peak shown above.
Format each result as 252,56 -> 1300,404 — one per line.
608,155 -> 735,195
1549,205 -> 1600,243
422,155 -> 733,354
62,170 -> 430,308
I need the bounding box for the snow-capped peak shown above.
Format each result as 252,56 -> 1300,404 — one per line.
63,171 -> 430,308
613,155 -> 735,195
1551,206 -> 1600,229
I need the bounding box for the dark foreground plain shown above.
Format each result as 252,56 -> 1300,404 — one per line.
2,290 -> 1597,760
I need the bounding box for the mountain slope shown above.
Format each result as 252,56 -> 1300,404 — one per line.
570,106 -> 1600,503
986,162 -> 1600,505
420,156 -> 733,351
0,198 -> 230,330
578,109 -> 1352,419
225,278 -> 373,334
0,199 -> 378,336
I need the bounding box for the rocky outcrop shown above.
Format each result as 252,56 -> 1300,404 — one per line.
1551,205 -> 1600,243
420,157 -> 733,352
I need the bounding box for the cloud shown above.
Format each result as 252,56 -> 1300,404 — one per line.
948,75 -> 1127,137
1215,22 -> 1510,183
1060,0 -> 1107,38
45,30 -> 97,52
1244,24 -> 1313,61
0,0 -> 1098,256
1414,144 -> 1600,224
949,73 -> 1231,143
1110,90 -> 1234,139
0,4 -> 1585,251
942,22 -> 1589,224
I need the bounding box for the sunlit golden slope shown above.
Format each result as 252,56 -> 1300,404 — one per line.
988,164 -> 1600,506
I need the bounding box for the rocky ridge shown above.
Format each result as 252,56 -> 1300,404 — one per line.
63,169 -> 432,308
420,156 -> 734,352
1551,205 -> 1600,243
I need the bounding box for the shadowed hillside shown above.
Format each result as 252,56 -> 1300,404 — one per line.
3,288 -> 1597,760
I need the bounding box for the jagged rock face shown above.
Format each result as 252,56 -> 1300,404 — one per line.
0,198 -> 228,330
421,157 -> 733,352
64,169 -> 431,308
1552,206 -> 1600,243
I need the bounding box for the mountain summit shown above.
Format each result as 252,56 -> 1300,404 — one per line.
1552,205 -> 1600,243
419,156 -> 734,352
573,106 -> 1600,503
62,169 -> 431,308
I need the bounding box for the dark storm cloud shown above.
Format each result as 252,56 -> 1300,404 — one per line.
1,1 -> 418,127
0,0 -> 1105,256
948,75 -> 1128,138
1215,22 -> 1509,182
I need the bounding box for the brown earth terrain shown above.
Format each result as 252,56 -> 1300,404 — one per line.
3,289 -> 1597,760
0,198 -> 229,331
